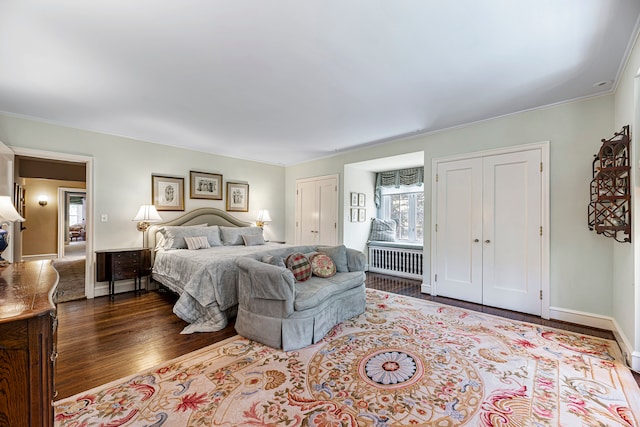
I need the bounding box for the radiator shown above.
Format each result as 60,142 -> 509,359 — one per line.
368,244 -> 423,280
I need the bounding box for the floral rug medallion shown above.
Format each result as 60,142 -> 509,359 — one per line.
55,290 -> 640,426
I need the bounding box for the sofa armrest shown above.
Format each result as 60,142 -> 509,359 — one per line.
236,257 -> 297,318
346,248 -> 366,272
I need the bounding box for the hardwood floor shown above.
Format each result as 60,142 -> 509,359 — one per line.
55,273 -> 639,400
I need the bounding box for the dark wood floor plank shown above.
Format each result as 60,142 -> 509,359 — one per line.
55,273 -> 638,400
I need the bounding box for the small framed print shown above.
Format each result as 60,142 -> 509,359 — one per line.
226,182 -> 249,212
358,208 -> 366,222
152,175 -> 185,211
190,171 -> 222,200
350,208 -> 358,222
358,193 -> 366,207
350,192 -> 358,206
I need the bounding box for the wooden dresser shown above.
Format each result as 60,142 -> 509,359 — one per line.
0,260 -> 58,427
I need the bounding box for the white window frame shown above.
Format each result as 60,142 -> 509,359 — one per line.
378,185 -> 424,243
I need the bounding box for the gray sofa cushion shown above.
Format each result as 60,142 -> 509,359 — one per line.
294,271 -> 364,311
317,245 -> 348,272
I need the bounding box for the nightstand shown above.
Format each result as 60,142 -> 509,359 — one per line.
95,248 -> 151,298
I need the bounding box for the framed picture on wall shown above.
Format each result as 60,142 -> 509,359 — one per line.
190,171 -> 223,200
152,175 -> 185,211
350,208 -> 358,222
350,192 -> 358,206
226,182 -> 249,212
358,208 -> 366,222
358,193 -> 366,207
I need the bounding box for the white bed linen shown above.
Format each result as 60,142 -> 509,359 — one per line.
152,243 -> 286,333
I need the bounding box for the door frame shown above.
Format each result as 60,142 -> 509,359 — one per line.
57,188 -> 87,258
431,141 -> 550,319
11,147 -> 95,299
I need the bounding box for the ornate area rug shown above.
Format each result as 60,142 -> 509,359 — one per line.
54,290 -> 640,426
52,255 -> 86,302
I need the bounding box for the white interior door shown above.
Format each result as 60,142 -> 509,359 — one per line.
296,175 -> 338,245
482,150 -> 542,315
317,177 -> 337,246
435,148 -> 542,315
435,158 -> 483,303
297,180 -> 318,245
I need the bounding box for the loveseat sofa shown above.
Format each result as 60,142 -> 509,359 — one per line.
235,244 -> 366,351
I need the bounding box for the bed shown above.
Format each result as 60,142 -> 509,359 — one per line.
148,208 -> 287,334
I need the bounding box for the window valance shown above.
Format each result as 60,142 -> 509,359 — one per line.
374,167 -> 424,207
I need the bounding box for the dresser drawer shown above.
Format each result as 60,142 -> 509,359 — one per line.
112,266 -> 141,280
113,257 -> 140,268
113,252 -> 140,262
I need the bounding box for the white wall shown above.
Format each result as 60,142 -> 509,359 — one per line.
286,95 -> 615,319
613,30 -> 640,366
343,166 -> 375,255
0,114 -> 286,291
0,75 -> 623,330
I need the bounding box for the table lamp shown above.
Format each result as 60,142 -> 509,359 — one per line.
133,205 -> 162,247
0,196 -> 25,266
256,209 -> 272,228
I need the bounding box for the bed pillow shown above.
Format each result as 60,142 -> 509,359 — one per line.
309,253 -> 336,278
158,225 -> 222,249
317,245 -> 349,273
220,226 -> 263,245
369,218 -> 397,242
285,253 -> 312,282
184,236 -> 211,250
242,234 -> 266,246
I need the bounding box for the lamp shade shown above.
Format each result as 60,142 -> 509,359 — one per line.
133,205 -> 162,222
0,196 -> 25,222
256,209 -> 272,223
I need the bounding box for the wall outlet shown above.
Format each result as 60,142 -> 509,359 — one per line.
101,214 -> 108,222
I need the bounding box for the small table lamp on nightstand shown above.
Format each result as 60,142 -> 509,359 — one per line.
133,205 -> 162,247
0,196 -> 25,266
256,209 -> 272,228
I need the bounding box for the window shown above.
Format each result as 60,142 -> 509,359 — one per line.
378,185 -> 424,242
69,203 -> 83,226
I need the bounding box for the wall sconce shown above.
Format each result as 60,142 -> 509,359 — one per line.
256,209 -> 272,228
38,195 -> 48,206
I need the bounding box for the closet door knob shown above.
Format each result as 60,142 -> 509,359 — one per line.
474,239 -> 479,242
485,239 -> 491,243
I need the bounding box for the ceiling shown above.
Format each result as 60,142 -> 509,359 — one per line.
1,1 -> 639,167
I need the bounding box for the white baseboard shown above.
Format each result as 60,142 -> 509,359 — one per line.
22,253 -> 57,261
609,316 -> 638,369
548,306 -> 614,331
421,282 -> 431,294
93,280 -> 143,298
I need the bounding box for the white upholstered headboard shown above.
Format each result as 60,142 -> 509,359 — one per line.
147,207 -> 252,250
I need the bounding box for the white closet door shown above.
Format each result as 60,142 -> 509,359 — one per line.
482,150 -> 542,315
435,158 -> 483,303
295,175 -> 338,245
296,180 -> 319,245
317,178 -> 337,246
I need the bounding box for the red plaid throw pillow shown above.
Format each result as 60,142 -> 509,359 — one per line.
285,253 -> 312,282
